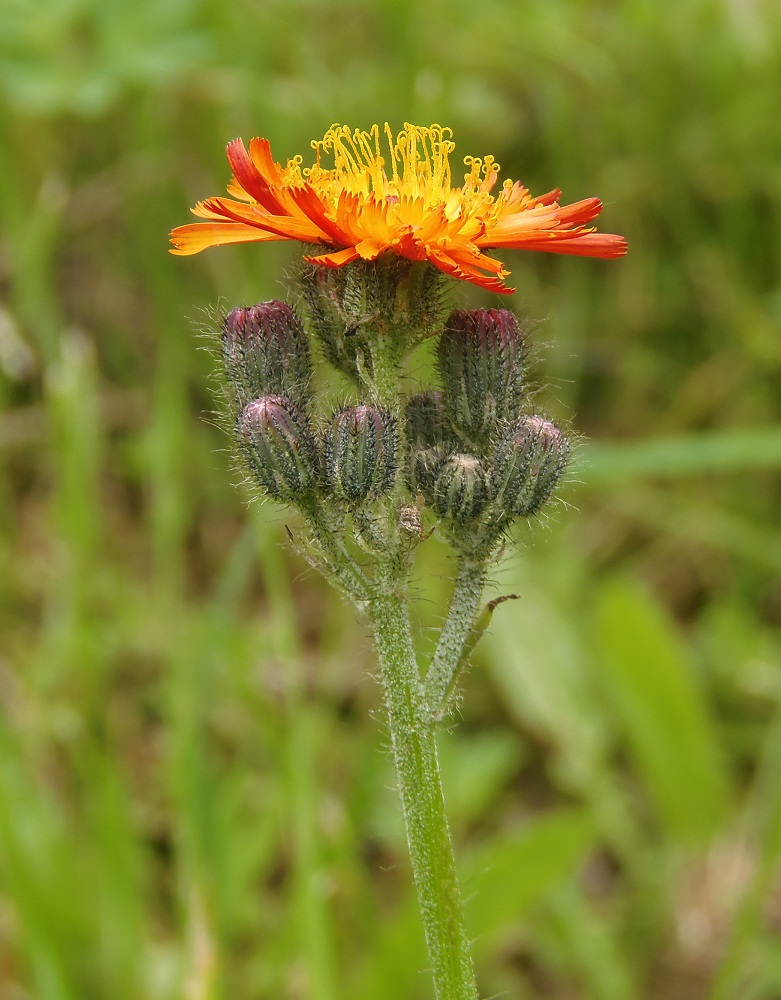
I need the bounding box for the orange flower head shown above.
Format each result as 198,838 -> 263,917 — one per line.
170,123 -> 627,294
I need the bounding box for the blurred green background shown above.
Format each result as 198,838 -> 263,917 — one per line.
2,0 -> 781,997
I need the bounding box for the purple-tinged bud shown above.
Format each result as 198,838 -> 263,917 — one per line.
431,453 -> 489,524
491,415 -> 570,517
326,405 -> 397,505
222,301 -> 311,407
437,309 -> 527,445
238,394 -> 321,503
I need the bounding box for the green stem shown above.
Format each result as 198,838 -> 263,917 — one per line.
367,590 -> 479,1000
423,560 -> 487,721
306,509 -> 372,601
366,336 -> 404,413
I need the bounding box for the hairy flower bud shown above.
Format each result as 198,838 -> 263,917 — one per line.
299,257 -> 448,383
431,453 -> 489,524
407,444 -> 446,495
238,395 -> 321,503
437,308 -> 527,445
405,390 -> 456,449
223,301 -> 311,407
491,415 -> 569,517
326,405 -> 397,505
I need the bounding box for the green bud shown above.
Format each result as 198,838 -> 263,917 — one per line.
326,404 -> 397,505
407,444 -> 447,495
404,390 -> 457,450
437,308 -> 527,445
298,262 -> 361,380
238,395 -> 321,503
491,415 -> 569,517
431,453 -> 489,524
298,256 -> 448,382
222,301 -> 311,407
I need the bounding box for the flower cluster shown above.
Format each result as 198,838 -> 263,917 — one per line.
172,123 -> 629,1000
173,121 -> 625,572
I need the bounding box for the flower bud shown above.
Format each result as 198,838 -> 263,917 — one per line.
326,405 -> 397,505
238,394 -> 321,503
431,453 -> 489,524
405,390 -> 456,449
491,415 -> 569,517
298,263 -> 364,381
222,301 -> 311,406
299,257 -> 448,380
407,444 -> 447,495
437,309 -> 527,445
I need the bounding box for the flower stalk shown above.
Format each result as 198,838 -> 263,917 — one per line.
424,559 -> 488,722
369,588 -> 478,1000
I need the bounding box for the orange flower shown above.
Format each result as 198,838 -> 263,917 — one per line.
170,123 -> 627,294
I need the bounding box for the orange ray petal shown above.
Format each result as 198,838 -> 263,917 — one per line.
426,249 -> 514,294
169,222 -> 283,255
447,243 -> 506,275
489,198 -> 607,247
200,197 -> 325,241
550,197 -> 603,226
249,137 -> 285,185
354,238 -> 385,260
335,192 -> 366,241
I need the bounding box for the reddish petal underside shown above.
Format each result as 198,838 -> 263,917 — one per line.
286,185 -> 352,245
426,249 -> 514,294
496,232 -> 629,258
394,231 -> 428,261
198,197 -> 324,242
226,138 -> 288,215
304,247 -> 360,268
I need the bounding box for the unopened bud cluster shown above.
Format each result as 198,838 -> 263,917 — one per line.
219,292 -> 568,559
223,300 -> 397,514
406,309 -> 570,554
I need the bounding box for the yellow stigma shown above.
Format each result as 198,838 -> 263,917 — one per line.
304,122 -> 464,206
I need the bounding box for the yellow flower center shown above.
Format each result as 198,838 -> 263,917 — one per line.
284,123 -> 507,229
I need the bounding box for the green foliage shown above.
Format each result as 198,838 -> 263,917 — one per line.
1,0 -> 781,997
594,581 -> 729,845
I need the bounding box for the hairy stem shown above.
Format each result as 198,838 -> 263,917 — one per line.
305,509 -> 372,601
423,560 -> 487,721
368,590 -> 479,1000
